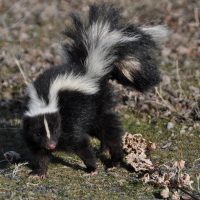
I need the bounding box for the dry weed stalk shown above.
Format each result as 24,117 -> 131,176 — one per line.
155,87 -> 176,112
194,8 -> 200,27
11,162 -> 28,179
14,57 -> 29,85
123,132 -> 199,199
175,60 -> 185,98
123,132 -> 155,172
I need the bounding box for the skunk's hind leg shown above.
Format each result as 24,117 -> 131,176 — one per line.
72,134 -> 96,173
98,113 -> 123,166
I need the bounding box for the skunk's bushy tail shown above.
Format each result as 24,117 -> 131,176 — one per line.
63,4 -> 168,92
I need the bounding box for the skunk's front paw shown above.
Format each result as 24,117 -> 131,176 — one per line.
96,143 -> 108,155
106,157 -> 122,170
89,171 -> 98,176
83,166 -> 97,176
29,170 -> 46,179
86,165 -> 96,172
83,170 -> 98,176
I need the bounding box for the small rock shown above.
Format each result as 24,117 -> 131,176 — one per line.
180,129 -> 186,135
4,151 -> 21,162
188,127 -> 193,131
161,75 -> 171,86
194,123 -> 200,128
182,125 -> 187,130
161,141 -> 172,149
171,191 -> 180,200
189,86 -> 200,94
160,186 -> 170,199
167,122 -> 174,130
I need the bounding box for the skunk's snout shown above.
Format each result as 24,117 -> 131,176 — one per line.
47,142 -> 57,150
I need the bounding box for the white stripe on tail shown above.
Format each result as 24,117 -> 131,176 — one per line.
141,25 -> 169,43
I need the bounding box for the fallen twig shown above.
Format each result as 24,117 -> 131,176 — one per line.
175,60 -> 185,98
11,162 -> 29,179
14,58 -> 29,85
194,8 -> 200,27
155,87 -> 176,112
176,186 -> 200,200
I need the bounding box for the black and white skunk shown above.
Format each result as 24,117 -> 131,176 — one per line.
22,4 -> 168,177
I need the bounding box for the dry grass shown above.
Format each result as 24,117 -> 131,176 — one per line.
0,0 -> 199,199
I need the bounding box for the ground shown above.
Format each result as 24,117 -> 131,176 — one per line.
0,0 -> 200,199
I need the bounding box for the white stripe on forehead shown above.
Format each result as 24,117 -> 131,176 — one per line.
44,116 -> 51,140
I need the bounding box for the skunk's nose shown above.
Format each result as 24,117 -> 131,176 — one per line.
47,142 -> 56,150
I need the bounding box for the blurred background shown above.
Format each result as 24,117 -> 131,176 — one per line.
0,0 -> 199,199
0,0 -> 199,125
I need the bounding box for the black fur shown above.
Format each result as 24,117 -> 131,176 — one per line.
22,4 -> 166,176
112,25 -> 161,92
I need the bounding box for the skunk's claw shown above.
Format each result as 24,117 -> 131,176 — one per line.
29,170 -> 46,179
83,170 -> 98,176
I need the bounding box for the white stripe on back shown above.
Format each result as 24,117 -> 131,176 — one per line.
25,21 -> 139,117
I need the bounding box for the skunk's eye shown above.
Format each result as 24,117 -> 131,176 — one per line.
35,132 -> 41,137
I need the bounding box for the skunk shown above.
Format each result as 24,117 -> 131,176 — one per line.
22,4 -> 168,177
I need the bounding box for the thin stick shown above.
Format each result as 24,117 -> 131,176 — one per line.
175,60 -> 184,98
192,157 -> 200,168
176,186 -> 200,200
194,8 -> 199,27
11,162 -> 29,179
14,58 -> 29,85
197,174 -> 200,193
155,87 -> 176,112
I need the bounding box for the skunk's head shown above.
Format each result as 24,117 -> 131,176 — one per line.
22,112 -> 61,150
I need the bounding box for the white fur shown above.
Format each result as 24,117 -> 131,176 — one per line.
24,85 -> 56,116
85,21 -> 139,78
25,21 -> 139,117
25,84 -> 58,116
44,116 -> 51,139
116,56 -> 141,81
49,72 -> 98,100
141,25 -> 169,43
25,73 -> 98,117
